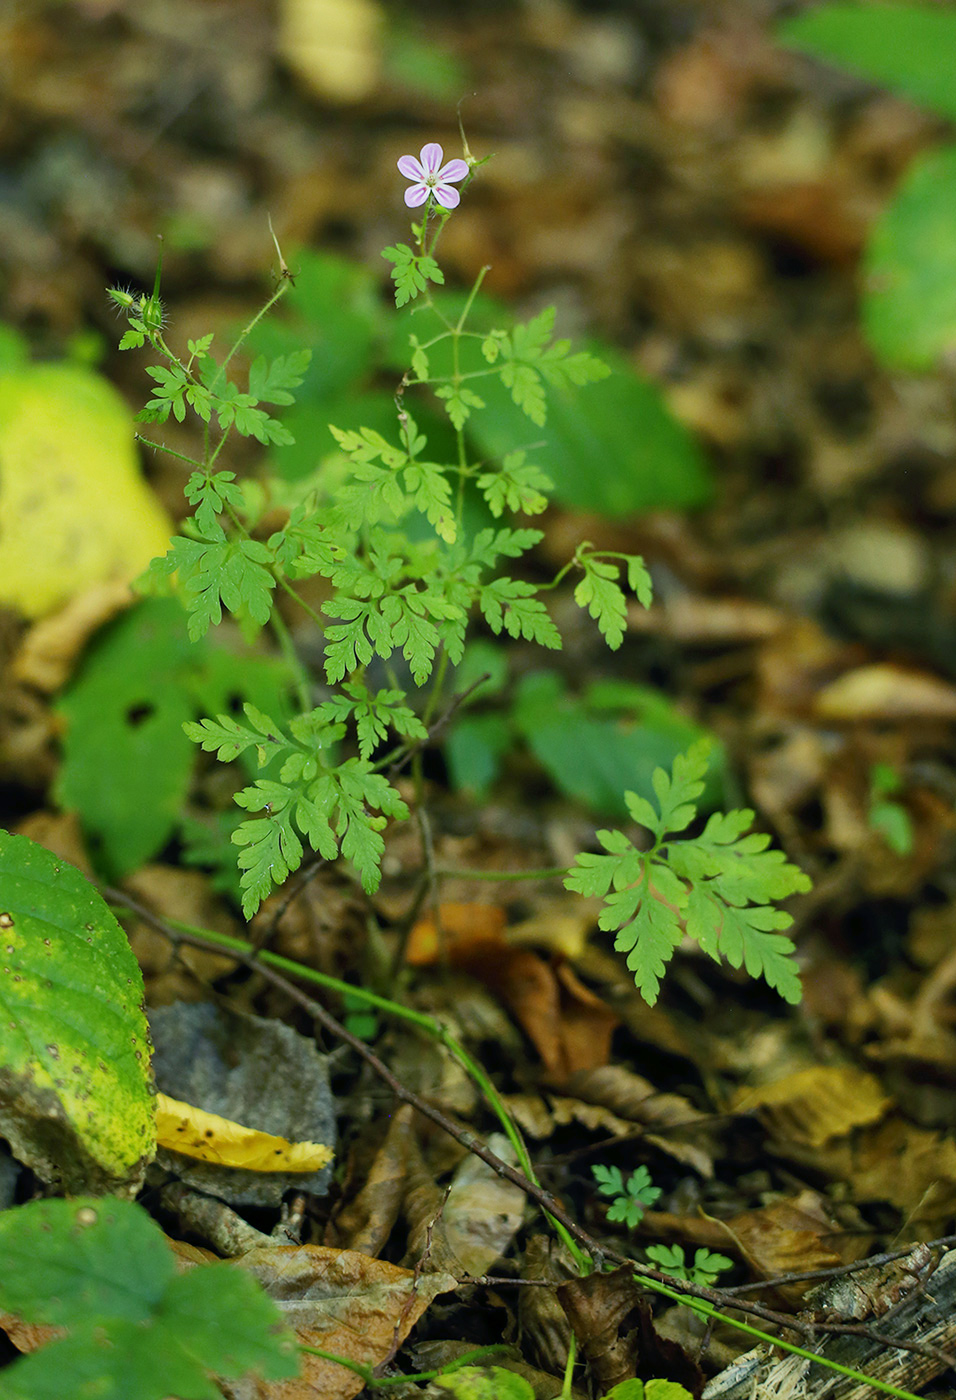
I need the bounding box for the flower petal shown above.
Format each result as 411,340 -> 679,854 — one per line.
397,154 -> 425,181
404,183 -> 430,208
437,159 -> 468,184
419,142 -> 444,174
433,183 -> 461,210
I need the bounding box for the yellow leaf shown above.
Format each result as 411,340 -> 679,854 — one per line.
278,0 -> 383,104
155,1092 -> 334,1172
0,364 -> 173,618
731,1066 -> 890,1148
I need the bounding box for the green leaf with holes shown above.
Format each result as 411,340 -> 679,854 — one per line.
0,831 -> 155,1194
55,597 -> 293,878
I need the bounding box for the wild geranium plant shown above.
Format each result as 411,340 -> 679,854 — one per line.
109,142 -> 809,1007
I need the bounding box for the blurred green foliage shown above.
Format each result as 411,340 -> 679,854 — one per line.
446,660 -> 725,817
56,598 -> 293,877
251,251 -> 713,517
778,1 -> 956,370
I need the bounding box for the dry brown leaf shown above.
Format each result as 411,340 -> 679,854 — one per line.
715,1190 -> 864,1305
122,865 -> 237,1002
756,617 -> 863,721
216,1245 -> 456,1400
808,1115 -> 956,1229
14,809 -> 93,877
331,1105 -> 416,1256
558,1066 -> 716,1178
10,579 -> 133,693
515,1235 -> 575,1377
731,1065 -> 891,1147
627,593 -> 787,645
558,1266 -> 703,1398
814,664 -> 956,722
404,1131 -> 525,1278
0,1311 -> 61,1356
421,913 -> 618,1081
406,901 -> 507,966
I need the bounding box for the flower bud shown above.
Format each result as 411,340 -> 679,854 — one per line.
107,286 -> 135,313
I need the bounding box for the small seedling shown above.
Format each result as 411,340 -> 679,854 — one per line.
645,1243 -> 733,1288
868,762 -> 914,857
592,1163 -> 662,1229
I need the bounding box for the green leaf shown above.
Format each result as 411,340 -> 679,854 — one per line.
333,760 -> 409,893
777,2 -> 956,123
55,599 -> 197,876
602,1382 -> 695,1400
615,898 -> 687,1006
0,833 -> 155,1193
437,1366 -> 535,1400
55,599 -> 292,877
647,1243 -> 732,1288
473,345 -> 712,518
643,1383 -> 695,1400
403,457 -> 456,541
564,743 -> 808,1005
248,349 -> 311,405
512,673 -> 722,821
435,383 -> 485,430
232,786 -> 303,918
444,713 -> 513,799
184,470 -> 245,537
574,555 -> 628,650
160,532 -> 276,640
592,1164 -> 662,1230
592,1164 -> 626,1199
0,1197 -> 166,1326
869,798 -> 914,856
862,145 -> 956,370
140,363 -> 189,423
477,450 -> 552,518
393,291 -> 705,517
0,1197 -> 298,1400
382,243 -> 444,307
319,682 -> 427,760
479,578 -> 561,648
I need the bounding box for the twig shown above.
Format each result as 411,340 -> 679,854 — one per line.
107,890 -> 953,1377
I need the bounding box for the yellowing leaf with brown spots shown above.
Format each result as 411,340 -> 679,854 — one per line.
0,363 -> 172,618
156,1092 -> 334,1172
0,832 -> 155,1196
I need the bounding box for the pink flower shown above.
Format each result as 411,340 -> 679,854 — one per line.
397,143 -> 469,210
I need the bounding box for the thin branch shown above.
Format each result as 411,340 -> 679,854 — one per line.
108,890 -> 954,1375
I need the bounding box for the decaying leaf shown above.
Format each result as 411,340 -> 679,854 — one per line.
150,1001 -> 335,1207
814,663 -> 956,722
10,580 -> 134,693
0,832 -> 155,1196
713,1189 -> 867,1305
0,364 -> 172,618
557,1266 -> 703,1398
731,1065 -> 891,1147
331,1105 -> 416,1256
216,1244 -> 457,1400
404,1132 -> 525,1278
155,1092 -> 333,1173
